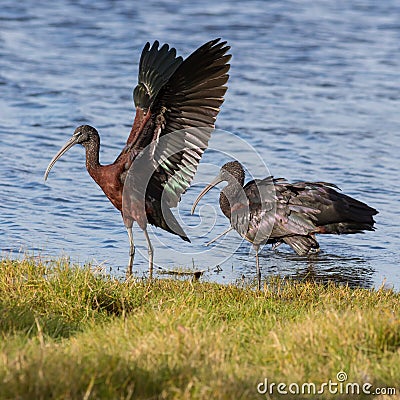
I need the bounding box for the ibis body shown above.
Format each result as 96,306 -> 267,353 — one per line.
45,39 -> 231,277
192,161 -> 378,289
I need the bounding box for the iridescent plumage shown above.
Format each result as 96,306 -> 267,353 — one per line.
192,161 -> 378,289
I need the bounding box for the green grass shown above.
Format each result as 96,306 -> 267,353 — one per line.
0,257 -> 399,399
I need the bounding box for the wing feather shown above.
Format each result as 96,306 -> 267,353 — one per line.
124,41 -> 184,147
138,39 -> 230,209
123,39 -> 230,237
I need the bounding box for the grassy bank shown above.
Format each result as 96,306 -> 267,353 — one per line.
0,257 -> 399,399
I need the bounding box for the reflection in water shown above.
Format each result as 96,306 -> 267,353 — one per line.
280,255 -> 374,289
228,247 -> 375,289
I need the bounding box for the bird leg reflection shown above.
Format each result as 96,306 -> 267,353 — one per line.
126,227 -> 135,279
143,228 -> 154,279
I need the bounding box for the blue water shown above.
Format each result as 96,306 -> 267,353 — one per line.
1,0 -> 399,289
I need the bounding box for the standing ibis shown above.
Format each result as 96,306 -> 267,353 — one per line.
191,161 -> 378,290
44,39 -> 231,278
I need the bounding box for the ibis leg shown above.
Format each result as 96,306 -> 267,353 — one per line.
205,226 -> 234,246
126,227 -> 135,279
255,245 -> 261,291
143,228 -> 154,279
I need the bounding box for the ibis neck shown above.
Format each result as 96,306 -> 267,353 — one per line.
84,135 -> 101,174
219,180 -> 244,219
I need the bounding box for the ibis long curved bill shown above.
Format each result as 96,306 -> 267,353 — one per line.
191,174 -> 223,215
44,136 -> 79,181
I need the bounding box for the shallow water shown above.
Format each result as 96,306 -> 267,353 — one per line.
1,0 -> 399,289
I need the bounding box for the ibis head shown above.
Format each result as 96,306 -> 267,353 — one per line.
44,125 -> 99,181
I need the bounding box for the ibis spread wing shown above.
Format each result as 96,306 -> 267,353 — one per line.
125,41 -> 183,146
144,38 -> 231,208
121,39 -> 230,238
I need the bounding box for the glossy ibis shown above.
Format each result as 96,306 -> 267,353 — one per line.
44,39 -> 231,278
191,161 -> 378,289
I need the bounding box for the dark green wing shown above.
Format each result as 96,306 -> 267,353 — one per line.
149,39 -> 231,207
123,39 -> 230,239
124,41 -> 183,147
144,38 -> 231,207
133,41 -> 183,112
